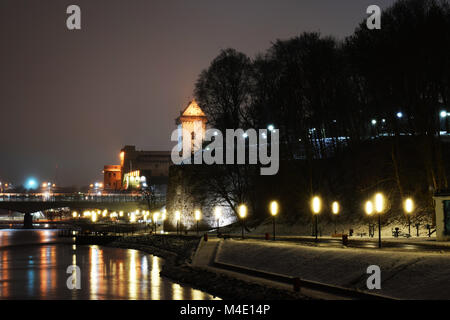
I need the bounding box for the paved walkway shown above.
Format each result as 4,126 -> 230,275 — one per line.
190,238 -> 358,300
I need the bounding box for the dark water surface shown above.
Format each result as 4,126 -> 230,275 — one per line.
0,229 -> 220,300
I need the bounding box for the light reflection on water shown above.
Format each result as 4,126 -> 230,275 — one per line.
0,229 -> 220,300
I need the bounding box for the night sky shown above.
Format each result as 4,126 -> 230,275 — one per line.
0,0 -> 395,187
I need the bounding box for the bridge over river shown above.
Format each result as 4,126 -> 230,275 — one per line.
0,193 -> 164,228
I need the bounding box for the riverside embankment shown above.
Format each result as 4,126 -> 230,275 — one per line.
105,234 -> 307,300
216,239 -> 450,299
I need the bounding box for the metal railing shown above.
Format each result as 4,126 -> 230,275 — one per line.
0,193 -> 152,202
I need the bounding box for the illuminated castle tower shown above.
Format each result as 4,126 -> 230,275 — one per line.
175,100 -> 207,155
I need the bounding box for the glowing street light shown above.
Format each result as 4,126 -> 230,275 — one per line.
375,193 -> 384,213
269,201 -> 279,241
311,196 -> 321,241
175,210 -> 181,235
238,204 -> 247,239
214,207 -> 222,235
91,212 -> 97,223
332,201 -> 340,235
365,200 -> 374,237
153,212 -> 160,233
25,178 -> 38,190
374,192 -> 385,248
365,201 -> 373,216
161,211 -> 167,233
194,210 -> 201,236
403,198 -> 414,237
72,211 -> 78,218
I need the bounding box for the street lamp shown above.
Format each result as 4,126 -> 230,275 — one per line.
238,204 -> 247,239
153,212 -> 160,233
175,210 -> 181,235
161,211 -> 167,233
332,201 -> 340,235
403,198 -> 414,237
269,201 -> 279,240
365,200 -> 374,237
374,193 -> 385,248
214,207 -> 222,235
311,196 -> 321,241
194,210 -> 201,235
441,110 -> 449,133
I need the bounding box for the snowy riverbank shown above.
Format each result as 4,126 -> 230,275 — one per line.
216,239 -> 450,299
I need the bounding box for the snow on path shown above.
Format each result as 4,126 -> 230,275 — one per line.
216,239 -> 450,299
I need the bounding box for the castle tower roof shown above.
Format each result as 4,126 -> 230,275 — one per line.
176,99 -> 207,124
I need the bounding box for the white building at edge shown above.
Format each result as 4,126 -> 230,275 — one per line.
433,193 -> 450,240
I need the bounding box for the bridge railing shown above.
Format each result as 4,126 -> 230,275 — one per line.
0,193 -> 155,203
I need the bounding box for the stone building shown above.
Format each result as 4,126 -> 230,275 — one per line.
175,99 -> 207,155
120,146 -> 172,195
165,100 -> 236,231
103,165 -> 122,190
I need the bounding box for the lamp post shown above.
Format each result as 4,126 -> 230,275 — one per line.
175,210 -> 181,235
161,210 -> 167,233
153,212 -> 159,233
374,193 -> 385,248
332,201 -> 340,235
311,196 -> 321,241
130,212 -> 136,223
269,201 -> 279,241
365,200 -> 374,237
403,198 -> 414,237
441,110 -> 449,133
238,204 -> 247,239
214,207 -> 222,235
194,210 -> 201,236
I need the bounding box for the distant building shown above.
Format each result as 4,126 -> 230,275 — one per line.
103,165 -> 122,191
101,100 -> 206,197
119,146 -> 172,195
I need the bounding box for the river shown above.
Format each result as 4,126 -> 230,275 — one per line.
0,229 -> 220,300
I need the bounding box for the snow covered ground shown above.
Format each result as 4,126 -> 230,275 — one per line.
221,218 -> 435,239
216,239 -> 450,299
